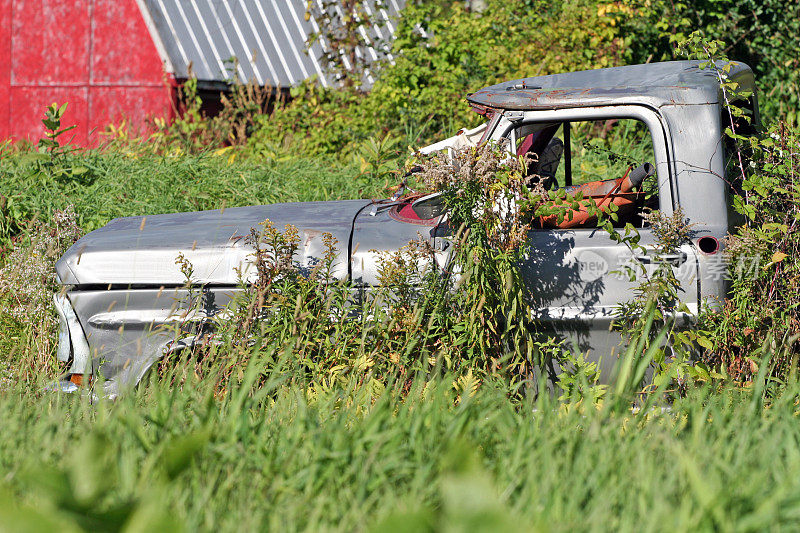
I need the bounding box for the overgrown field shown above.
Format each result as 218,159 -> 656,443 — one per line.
0,149 -> 374,246
4,362 -> 800,532
2,127 -> 800,531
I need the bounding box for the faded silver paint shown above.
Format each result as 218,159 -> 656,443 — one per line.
56,200 -> 365,286
52,60 -> 757,395
53,294 -> 92,375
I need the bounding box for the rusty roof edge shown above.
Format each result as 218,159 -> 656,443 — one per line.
466,90 -> 717,112
466,60 -> 753,111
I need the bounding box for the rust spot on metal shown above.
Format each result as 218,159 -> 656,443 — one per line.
69,374 -> 92,387
468,102 -> 495,116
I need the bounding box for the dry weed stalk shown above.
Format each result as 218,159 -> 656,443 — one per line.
415,142 -> 546,252
0,206 -> 81,379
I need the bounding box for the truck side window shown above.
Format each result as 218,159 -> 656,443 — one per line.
512,119 -> 658,228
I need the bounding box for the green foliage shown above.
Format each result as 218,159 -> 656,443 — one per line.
410,144 -> 557,390
636,0 -> 800,124
3,13 -> 800,529
72,0 -> 798,165
352,132 -> 404,187
0,139 -> 379,252
149,77 -> 208,152
1,49 -> 800,527
0,431 -> 187,532
38,103 -> 77,155
250,0 -> 633,158
0,207 -> 81,380
305,0 -> 390,89
2,7 -> 800,532
0,103 -> 99,240
67,0 -> 795,167
102,74 -> 276,156
245,0 -> 798,166
701,121 -> 800,381
655,32 -> 800,385
554,348 -> 606,404
144,144 -> 580,400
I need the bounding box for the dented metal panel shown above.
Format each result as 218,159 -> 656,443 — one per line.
68,287 -> 241,397
53,294 -> 92,375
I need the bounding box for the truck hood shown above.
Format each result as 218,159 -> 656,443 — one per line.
56,200 -> 370,286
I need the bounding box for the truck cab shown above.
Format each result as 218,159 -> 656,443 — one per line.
425,60 -> 758,374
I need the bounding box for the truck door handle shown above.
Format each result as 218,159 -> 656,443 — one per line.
633,251 -> 687,266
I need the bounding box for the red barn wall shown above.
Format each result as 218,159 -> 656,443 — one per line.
1,0 -> 173,146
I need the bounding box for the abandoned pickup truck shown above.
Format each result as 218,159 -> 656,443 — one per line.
53,60 -> 757,396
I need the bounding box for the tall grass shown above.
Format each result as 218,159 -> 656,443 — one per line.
0,150 -> 380,246
0,150 -> 388,386
1,355 -> 799,531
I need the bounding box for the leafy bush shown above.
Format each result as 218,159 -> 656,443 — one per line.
248,0 -> 633,158
702,121 -> 800,381
630,0 -> 800,124
660,33 -> 800,384
163,145 -> 561,399
246,0 -> 799,163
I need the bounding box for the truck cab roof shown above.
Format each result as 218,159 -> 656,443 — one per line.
467,60 -> 756,111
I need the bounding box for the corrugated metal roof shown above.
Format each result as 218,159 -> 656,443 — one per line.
139,0 -> 405,88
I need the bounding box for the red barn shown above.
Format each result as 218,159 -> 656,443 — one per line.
0,0 -> 172,146
0,0 -> 403,146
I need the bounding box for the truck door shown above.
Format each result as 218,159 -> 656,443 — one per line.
501,110 -> 700,379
